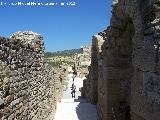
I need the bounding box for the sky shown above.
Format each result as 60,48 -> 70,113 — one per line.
0,0 -> 112,52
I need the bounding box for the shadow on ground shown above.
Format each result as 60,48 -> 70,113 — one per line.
75,96 -> 98,120
74,96 -> 87,102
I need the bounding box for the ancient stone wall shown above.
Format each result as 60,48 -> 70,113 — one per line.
82,0 -> 160,120
82,32 -> 105,101
0,31 -> 67,120
74,45 -> 91,78
74,45 -> 91,67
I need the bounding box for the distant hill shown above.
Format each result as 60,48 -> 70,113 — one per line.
45,48 -> 82,57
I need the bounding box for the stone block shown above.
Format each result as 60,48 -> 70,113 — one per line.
133,47 -> 156,71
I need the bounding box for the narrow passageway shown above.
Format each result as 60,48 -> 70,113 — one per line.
53,74 -> 98,120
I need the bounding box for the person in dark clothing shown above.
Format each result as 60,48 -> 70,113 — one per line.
72,64 -> 77,77
71,83 -> 76,98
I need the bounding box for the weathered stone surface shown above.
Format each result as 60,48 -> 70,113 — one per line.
82,0 -> 160,120
0,98 -> 4,106
0,31 -> 67,120
73,45 -> 91,78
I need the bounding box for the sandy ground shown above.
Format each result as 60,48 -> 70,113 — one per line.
53,74 -> 98,120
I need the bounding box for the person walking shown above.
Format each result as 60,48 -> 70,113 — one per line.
71,83 -> 76,98
72,63 -> 77,77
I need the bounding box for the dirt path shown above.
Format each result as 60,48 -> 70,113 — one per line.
53,74 -> 98,120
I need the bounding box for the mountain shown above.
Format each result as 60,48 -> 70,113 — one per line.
45,48 -> 82,57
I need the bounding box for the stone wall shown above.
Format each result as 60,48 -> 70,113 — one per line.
74,45 -> 91,67
0,31 -> 67,120
82,31 -> 105,103
74,46 -> 91,66
82,0 -> 160,120
74,45 -> 91,78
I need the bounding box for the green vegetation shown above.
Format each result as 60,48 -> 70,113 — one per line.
44,48 -> 82,67
45,48 -> 82,58
47,60 -> 74,67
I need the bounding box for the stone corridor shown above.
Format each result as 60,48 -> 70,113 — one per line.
0,0 -> 160,120
53,74 -> 98,120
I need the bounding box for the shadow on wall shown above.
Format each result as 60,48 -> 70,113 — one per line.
75,97 -> 98,120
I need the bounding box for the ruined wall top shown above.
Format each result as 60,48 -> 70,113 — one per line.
81,45 -> 91,54
0,31 -> 66,120
10,31 -> 43,45
112,0 -> 118,5
92,30 -> 106,54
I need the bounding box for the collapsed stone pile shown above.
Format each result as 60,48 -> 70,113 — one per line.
82,0 -> 160,120
0,31 -> 67,120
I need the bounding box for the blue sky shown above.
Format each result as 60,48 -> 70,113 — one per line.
0,0 -> 112,52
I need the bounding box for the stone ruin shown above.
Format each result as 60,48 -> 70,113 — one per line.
0,31 -> 67,120
74,45 -> 91,67
74,45 -> 91,77
82,0 -> 160,120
